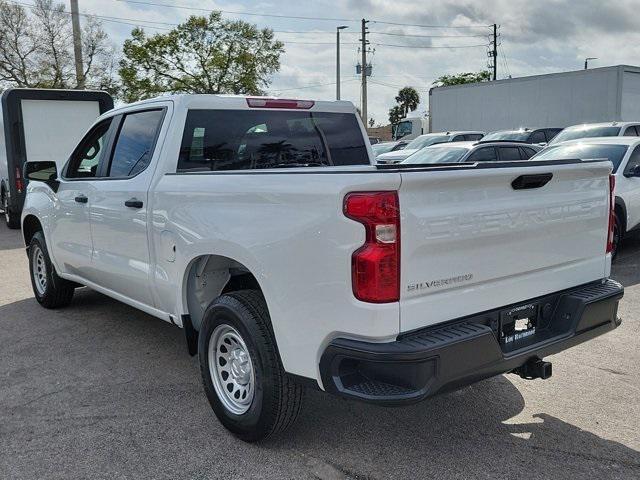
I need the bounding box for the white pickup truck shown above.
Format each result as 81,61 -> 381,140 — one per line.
21,95 -> 623,442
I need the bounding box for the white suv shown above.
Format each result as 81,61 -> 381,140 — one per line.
549,122 -> 640,145
534,137 -> 640,257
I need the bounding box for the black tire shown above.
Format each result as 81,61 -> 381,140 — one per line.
198,290 -> 304,442
612,213 -> 623,261
3,194 -> 20,229
28,231 -> 75,308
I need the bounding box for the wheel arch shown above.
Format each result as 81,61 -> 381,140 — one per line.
22,214 -> 43,247
615,195 -> 627,234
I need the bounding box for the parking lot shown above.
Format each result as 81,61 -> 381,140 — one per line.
0,225 -> 638,480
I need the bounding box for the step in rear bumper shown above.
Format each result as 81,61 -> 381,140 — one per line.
319,279 -> 623,405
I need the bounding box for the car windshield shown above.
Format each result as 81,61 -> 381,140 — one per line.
402,146 -> 469,164
549,126 -> 621,145
532,143 -> 629,172
371,142 -> 397,156
483,131 -> 530,141
405,135 -> 450,150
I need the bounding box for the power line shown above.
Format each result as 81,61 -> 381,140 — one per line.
372,42 -> 488,49
116,0 -> 358,22
370,20 -> 492,29
269,78 -> 358,93
370,31 -> 489,39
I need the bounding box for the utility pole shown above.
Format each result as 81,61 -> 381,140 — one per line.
492,23 -> 497,81
70,0 -> 85,89
336,26 -> 348,100
360,19 -> 369,124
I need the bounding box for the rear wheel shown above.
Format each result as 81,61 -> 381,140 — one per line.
28,231 -> 75,308
3,194 -> 20,229
198,290 -> 304,442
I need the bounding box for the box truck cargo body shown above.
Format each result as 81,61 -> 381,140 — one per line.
429,65 -> 640,133
0,88 -> 113,228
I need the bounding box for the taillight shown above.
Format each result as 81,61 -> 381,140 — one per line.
344,191 -> 400,303
607,174 -> 615,254
246,98 -> 314,109
15,166 -> 23,193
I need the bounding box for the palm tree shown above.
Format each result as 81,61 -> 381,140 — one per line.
395,87 -> 420,117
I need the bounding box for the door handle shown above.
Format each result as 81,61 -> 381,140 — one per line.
511,173 -> 553,190
74,195 -> 88,204
125,198 -> 144,209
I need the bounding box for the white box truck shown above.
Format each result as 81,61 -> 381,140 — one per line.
0,88 -> 113,228
429,65 -> 640,133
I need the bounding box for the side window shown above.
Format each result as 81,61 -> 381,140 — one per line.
623,126 -> 638,136
624,145 -> 640,175
498,146 -> 522,161
545,129 -> 561,142
108,110 -> 164,178
467,147 -> 497,162
452,135 -> 466,142
520,147 -> 537,159
65,119 -> 113,178
466,134 -> 484,141
530,130 -> 546,143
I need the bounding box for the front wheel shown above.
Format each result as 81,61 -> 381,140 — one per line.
28,231 -> 75,308
198,290 -> 304,442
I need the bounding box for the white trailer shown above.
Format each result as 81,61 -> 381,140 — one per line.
0,89 -> 113,228
429,65 -> 640,133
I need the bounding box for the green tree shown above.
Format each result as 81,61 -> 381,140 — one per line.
119,12 -> 284,103
432,71 -> 491,87
0,0 -> 116,91
395,86 -> 420,117
388,105 -> 404,125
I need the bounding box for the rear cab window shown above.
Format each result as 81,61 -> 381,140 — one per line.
178,110 -> 369,171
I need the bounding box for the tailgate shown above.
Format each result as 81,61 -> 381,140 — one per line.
398,161 -> 612,333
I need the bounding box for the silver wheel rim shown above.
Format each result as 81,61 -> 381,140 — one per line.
32,245 -> 47,295
208,324 -> 255,415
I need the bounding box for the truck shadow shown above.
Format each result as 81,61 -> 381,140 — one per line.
613,232 -> 640,288
0,222 -> 23,251
279,383 -> 640,478
1,289 -> 638,479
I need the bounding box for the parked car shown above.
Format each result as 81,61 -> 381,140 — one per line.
0,88 -> 113,229
549,122 -> 640,145
533,137 -> 640,258
481,128 -> 562,145
21,95 -> 622,442
400,141 -> 542,165
377,131 -> 485,164
371,140 -> 408,157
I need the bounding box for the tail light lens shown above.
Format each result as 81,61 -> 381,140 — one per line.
344,191 -> 400,303
15,166 -> 23,193
246,98 -> 314,109
607,174 -> 615,254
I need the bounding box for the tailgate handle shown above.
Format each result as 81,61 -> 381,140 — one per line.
511,173 -> 553,190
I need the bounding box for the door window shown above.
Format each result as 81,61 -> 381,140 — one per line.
624,145 -> 640,175
108,109 -> 164,178
465,134 -> 484,141
623,126 -> 639,136
498,146 -> 523,161
520,147 -> 538,159
530,130 -> 546,143
65,119 -> 113,178
467,147 -> 498,162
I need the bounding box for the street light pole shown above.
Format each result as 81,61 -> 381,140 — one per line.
336,26 -> 347,100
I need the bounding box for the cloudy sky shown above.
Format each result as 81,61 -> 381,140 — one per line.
67,0 -> 640,124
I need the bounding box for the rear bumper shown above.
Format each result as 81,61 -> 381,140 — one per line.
319,279 -> 623,405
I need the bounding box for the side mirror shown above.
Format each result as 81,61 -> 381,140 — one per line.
24,161 -> 59,192
624,164 -> 640,178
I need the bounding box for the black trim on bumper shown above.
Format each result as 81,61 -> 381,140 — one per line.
320,279 -> 623,405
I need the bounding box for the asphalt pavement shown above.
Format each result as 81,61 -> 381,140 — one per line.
1,225 -> 639,479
